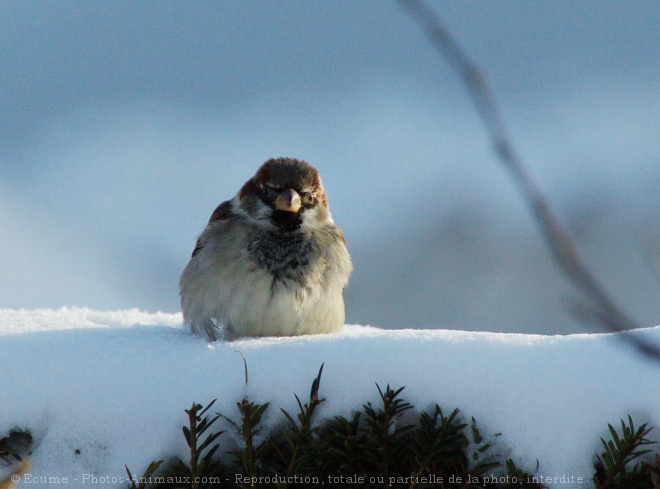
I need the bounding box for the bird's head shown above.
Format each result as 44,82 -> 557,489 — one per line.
238,157 -> 333,231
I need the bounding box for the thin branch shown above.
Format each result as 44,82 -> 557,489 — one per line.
399,0 -> 660,361
235,350 -> 249,385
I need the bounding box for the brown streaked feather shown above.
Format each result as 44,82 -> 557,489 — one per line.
191,239 -> 204,258
301,163 -> 327,207
191,201 -> 233,258
208,200 -> 233,223
240,158 -> 324,200
238,177 -> 262,200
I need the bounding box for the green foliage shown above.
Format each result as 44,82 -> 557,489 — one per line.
594,415 -> 657,489
0,429 -> 32,489
468,416 -> 502,476
317,411 -> 366,477
125,365 -> 547,488
122,402 -> 660,489
5,368 -> 660,488
125,460 -> 163,489
168,399 -> 229,488
228,398 -> 271,478
641,454 -> 660,488
0,429 -> 31,466
125,400 -> 229,489
362,384 -> 414,480
501,459 -> 546,489
273,363 -> 325,480
407,404 -> 466,483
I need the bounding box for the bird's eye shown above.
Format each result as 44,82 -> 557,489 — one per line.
262,185 -> 278,199
302,192 -> 317,207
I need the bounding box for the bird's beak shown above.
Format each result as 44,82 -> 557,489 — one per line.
274,188 -> 302,213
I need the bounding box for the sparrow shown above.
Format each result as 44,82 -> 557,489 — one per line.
179,157 -> 352,340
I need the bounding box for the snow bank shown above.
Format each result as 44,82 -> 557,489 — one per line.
1,308 -> 658,488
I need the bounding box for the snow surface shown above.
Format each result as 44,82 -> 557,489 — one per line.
1,308 -> 659,488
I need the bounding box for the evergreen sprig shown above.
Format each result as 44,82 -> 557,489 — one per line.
641,454 -> 660,488
116,366 -> 660,489
125,400 -> 227,488
468,416 -> 502,477
318,411 -> 366,478
230,398 -> 271,479
0,430 -> 32,489
594,415 -> 656,489
186,401 -> 224,482
0,430 -> 31,466
275,363 -> 325,481
125,460 -> 163,489
407,405 -> 468,486
362,384 -> 415,479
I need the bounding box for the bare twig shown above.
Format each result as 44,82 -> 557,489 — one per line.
235,350 -> 249,385
399,0 -> 660,361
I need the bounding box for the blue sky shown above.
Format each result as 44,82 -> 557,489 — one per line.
1,1 -> 659,333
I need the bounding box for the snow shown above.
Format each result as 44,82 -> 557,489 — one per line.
1,308 -> 659,488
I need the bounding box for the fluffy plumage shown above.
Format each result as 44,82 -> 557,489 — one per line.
179,157 -> 352,340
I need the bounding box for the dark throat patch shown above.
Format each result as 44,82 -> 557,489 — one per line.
248,228 -> 314,285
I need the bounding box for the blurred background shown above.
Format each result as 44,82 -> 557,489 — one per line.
1,1 -> 658,334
